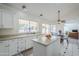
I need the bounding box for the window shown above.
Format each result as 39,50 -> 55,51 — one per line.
42,24 -> 56,34
53,25 -> 56,33
42,24 -> 51,34
18,19 -> 38,33
50,25 -> 56,33
45,24 -> 51,33
50,25 -> 53,32
30,21 -> 38,32
18,19 -> 29,33
42,24 -> 46,34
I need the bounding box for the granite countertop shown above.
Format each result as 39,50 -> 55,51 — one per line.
0,32 -> 37,36
32,36 -> 60,46
0,32 -> 41,41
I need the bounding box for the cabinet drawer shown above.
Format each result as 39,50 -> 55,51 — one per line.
0,47 -> 9,56
9,39 -> 17,42
0,53 -> 9,56
18,38 -> 25,42
9,46 -> 17,50
0,46 -> 9,50
0,41 -> 9,46
0,40 -> 9,56
0,9 -> 2,28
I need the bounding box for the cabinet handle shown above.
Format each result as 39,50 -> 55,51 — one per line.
5,45 -> 9,47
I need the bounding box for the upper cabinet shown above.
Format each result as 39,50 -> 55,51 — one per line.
0,9 -> 2,28
0,9 -> 14,28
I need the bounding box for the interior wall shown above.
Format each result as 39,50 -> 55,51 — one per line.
56,23 -> 64,34
64,23 -> 79,32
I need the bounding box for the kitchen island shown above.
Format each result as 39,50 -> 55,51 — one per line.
32,36 -> 61,56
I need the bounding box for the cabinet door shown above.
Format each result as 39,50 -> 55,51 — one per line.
0,9 -> 2,28
24,37 -> 33,50
0,41 -> 9,56
28,37 -> 33,49
25,37 -> 29,49
9,39 -> 17,56
2,9 -> 14,28
21,38 -> 26,51
47,39 -> 61,56
17,38 -> 26,52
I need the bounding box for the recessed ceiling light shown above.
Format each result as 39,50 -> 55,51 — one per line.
40,14 -> 43,16
22,5 -> 26,9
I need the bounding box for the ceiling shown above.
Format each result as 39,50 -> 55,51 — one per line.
4,3 -> 79,23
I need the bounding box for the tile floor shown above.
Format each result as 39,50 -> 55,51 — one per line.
17,38 -> 79,56
15,48 -> 33,56
60,38 -> 79,56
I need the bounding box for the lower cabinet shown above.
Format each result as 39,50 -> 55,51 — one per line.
9,39 -> 17,56
47,39 -> 61,56
25,37 -> 29,49
33,39 -> 61,56
26,37 -> 34,49
28,37 -> 33,49
0,46 -> 9,56
0,35 -> 35,56
0,40 -> 9,56
17,38 -> 26,52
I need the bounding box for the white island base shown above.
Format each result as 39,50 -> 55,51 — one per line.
32,36 -> 61,56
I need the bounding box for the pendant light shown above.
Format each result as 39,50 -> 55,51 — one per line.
57,10 -> 65,24
57,10 -> 61,24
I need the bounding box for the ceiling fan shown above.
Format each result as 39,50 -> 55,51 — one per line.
57,10 -> 65,24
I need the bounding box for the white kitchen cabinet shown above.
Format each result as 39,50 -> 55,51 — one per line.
21,38 -> 26,51
28,38 -> 31,49
47,39 -> 61,56
33,41 -> 46,56
27,37 -> 33,49
9,39 -> 18,56
0,35 -> 35,56
0,9 -> 14,28
29,37 -> 34,48
17,38 -> 26,52
0,9 -> 2,28
25,37 -> 29,49
33,38 -> 61,56
0,40 -> 9,56
25,36 -> 34,50
17,36 -> 33,52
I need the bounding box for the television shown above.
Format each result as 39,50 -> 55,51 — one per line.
72,30 -> 78,32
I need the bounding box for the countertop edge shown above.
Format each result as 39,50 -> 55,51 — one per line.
32,38 -> 58,46
0,34 -> 42,41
